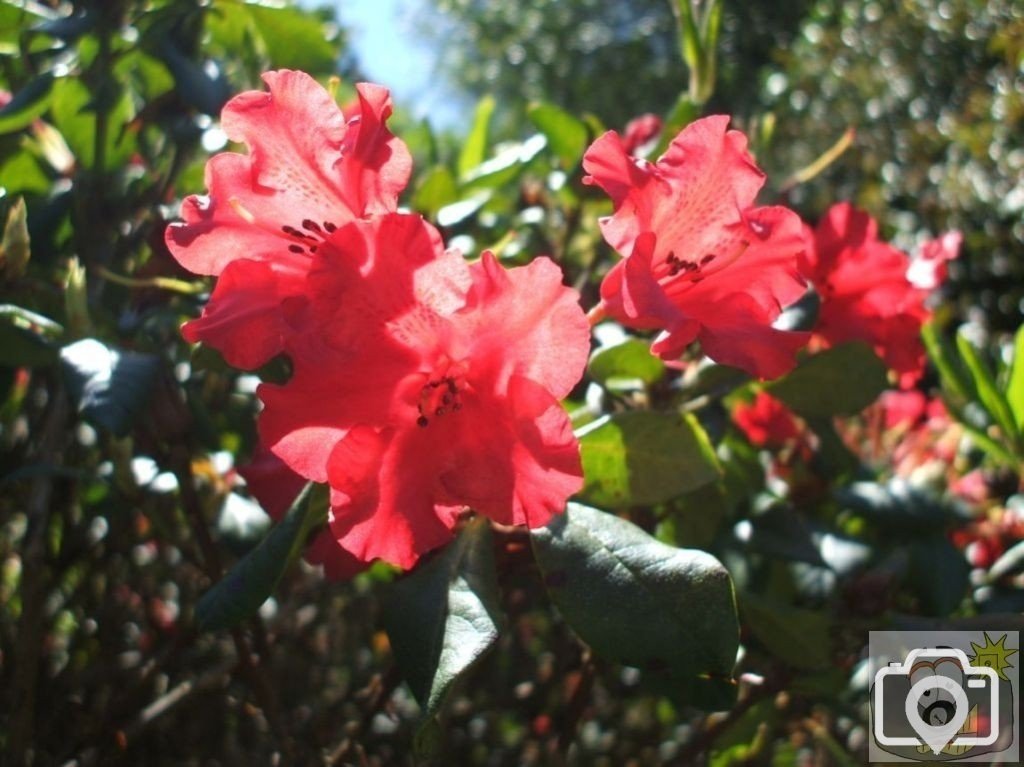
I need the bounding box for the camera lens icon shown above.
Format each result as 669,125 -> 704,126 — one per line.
873,647 -> 1000,755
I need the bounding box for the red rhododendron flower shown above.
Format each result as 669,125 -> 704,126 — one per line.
165,70 -> 411,369
167,71 -> 589,572
583,115 -> 808,379
733,391 -> 804,449
801,203 -> 938,388
906,230 -> 962,290
258,218 -> 589,568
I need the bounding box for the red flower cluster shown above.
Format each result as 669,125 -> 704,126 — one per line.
732,391 -> 805,450
584,115 -> 809,380
167,71 -> 589,571
801,203 -> 958,388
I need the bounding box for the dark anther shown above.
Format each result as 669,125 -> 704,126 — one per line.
288,244 -> 304,254
442,393 -> 452,405
701,254 -> 716,265
435,407 -> 446,417
301,219 -> 322,233
323,221 -> 337,233
281,225 -> 299,236
447,379 -> 458,393
417,416 -> 429,428
309,245 -> 318,253
429,380 -> 441,388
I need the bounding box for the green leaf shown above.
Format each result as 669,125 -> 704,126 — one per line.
956,328 -> 1019,444
0,73 -> 54,135
767,342 -> 887,418
739,593 -> 832,671
382,517 -> 501,716
197,483 -> 327,632
458,95 -> 495,179
527,101 -> 589,169
588,339 -> 665,390
1008,326 -> 1024,430
49,77 -> 135,170
578,411 -> 720,507
908,535 -> 970,617
155,39 -> 231,116
0,151 -> 50,196
60,338 -> 160,435
532,503 -> 739,706
0,321 -> 57,367
921,321 -> 973,403
412,165 -> 458,217
247,4 -> 342,74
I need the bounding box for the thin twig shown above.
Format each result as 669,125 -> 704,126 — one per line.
670,675 -> 783,765
10,381 -> 69,766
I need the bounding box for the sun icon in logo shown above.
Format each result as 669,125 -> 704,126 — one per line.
968,632 -> 1018,681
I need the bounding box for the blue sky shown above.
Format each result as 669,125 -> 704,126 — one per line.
300,0 -> 464,129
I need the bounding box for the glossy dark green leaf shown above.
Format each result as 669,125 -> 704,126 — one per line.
588,339 -> 665,390
740,593 -> 832,671
836,479 -> 967,531
59,338 -> 160,435
533,503 -> 739,706
382,517 -> 501,716
458,95 -> 495,179
0,73 -> 55,135
197,483 -> 327,632
578,411 -> 720,507
767,342 -> 887,418
156,40 -> 232,116
527,101 -> 589,168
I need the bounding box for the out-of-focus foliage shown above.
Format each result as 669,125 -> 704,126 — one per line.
2,0 -> 1023,765
415,0 -> 811,131
761,0 -> 1024,330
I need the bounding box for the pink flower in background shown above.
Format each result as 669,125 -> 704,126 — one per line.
621,113 -> 663,156
802,203 -> 935,388
584,115 -> 808,379
907,230 -> 962,290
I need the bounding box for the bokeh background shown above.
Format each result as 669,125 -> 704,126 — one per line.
1,1 -> 1022,765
